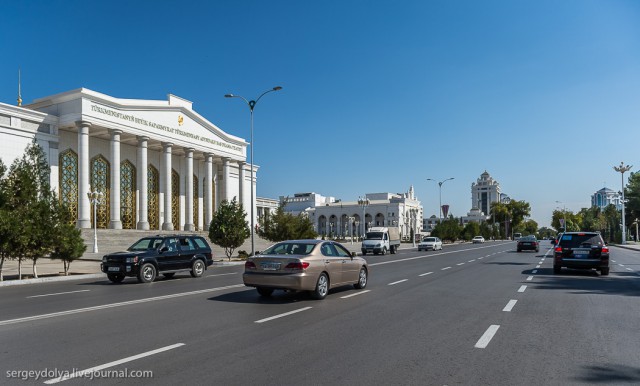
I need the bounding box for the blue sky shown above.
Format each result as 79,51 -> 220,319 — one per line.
2,0 -> 639,227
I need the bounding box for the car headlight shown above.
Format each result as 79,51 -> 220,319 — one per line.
125,256 -> 139,264
102,256 -> 107,262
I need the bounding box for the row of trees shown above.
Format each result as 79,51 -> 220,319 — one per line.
431,199 -> 535,242
208,199 -> 317,260
0,141 -> 86,281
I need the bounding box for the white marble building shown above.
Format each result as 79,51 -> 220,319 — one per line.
471,171 -> 502,218
282,187 -> 423,240
0,88 -> 256,231
591,187 -> 622,211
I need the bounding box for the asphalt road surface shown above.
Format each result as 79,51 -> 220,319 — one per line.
1,241 -> 639,385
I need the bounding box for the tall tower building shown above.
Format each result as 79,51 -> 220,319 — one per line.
471,171 -> 501,217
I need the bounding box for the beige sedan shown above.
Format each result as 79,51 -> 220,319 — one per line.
243,239 -> 369,300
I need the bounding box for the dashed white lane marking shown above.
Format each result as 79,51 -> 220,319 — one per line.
255,307 -> 313,323
341,290 -> 371,299
205,272 -> 238,278
0,284 -> 245,327
526,276 -> 534,281
44,343 -> 185,384
535,265 -> 541,268
442,267 -> 452,271
518,285 -> 527,293
419,272 -> 433,277
388,279 -> 408,286
27,290 -> 90,298
478,257 -> 484,260
475,325 -> 500,348
619,264 -> 625,267
532,270 -> 538,274
612,260 -> 617,263
503,300 -> 517,312
626,268 -> 633,271
456,263 -> 465,266
469,259 -> 476,262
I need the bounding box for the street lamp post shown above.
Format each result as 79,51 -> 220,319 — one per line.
427,178 -> 454,222
225,86 -> 282,256
348,216 -> 355,244
358,196 -> 370,239
87,190 -> 104,253
614,162 -> 633,244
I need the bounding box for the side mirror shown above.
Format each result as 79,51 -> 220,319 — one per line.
351,252 -> 357,258
160,246 -> 169,253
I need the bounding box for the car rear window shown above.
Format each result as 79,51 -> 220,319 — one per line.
263,242 -> 314,255
559,234 -> 604,248
193,237 -> 209,249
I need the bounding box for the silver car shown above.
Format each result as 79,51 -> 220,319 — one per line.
418,237 -> 443,251
243,240 -> 369,300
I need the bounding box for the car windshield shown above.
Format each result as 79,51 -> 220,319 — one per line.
365,232 -> 383,240
262,242 -> 315,255
128,238 -> 163,251
423,237 -> 436,242
522,236 -> 536,241
559,234 -> 603,248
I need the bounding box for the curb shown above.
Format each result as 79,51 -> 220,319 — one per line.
612,244 -> 640,252
0,273 -> 105,288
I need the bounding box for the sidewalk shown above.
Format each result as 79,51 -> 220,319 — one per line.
613,241 -> 640,252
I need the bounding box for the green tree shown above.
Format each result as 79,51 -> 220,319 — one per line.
462,222 -> 480,241
521,219 -> 538,236
432,216 -> 462,242
50,201 -> 87,275
208,198 -> 250,260
624,171 -> 640,231
258,204 -> 317,242
507,200 -> 531,232
0,159 -> 9,281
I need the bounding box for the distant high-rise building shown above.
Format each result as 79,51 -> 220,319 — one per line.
591,187 -> 622,211
471,171 -> 502,217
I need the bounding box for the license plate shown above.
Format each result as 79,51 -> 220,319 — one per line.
108,266 -> 120,272
261,263 -> 280,271
573,252 -> 588,258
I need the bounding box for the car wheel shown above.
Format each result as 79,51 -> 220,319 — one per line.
163,273 -> 175,279
381,247 -> 387,256
390,245 -> 396,254
257,287 -> 274,297
354,267 -> 368,289
311,273 -> 329,300
553,265 -> 561,274
107,273 -> 125,283
517,249 -> 521,252
190,259 -> 205,278
600,267 -> 610,276
138,263 -> 156,283
362,251 -> 367,256
536,249 -> 539,253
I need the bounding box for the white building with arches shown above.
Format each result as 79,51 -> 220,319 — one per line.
0,88 -> 257,231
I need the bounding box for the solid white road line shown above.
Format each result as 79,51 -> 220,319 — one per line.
255,307 -> 312,323
518,285 -> 527,293
340,290 -> 371,299
475,325 -> 500,348
419,272 -> 433,277
503,300 -> 517,312
388,279 -> 408,286
44,343 -> 185,384
0,284 -> 245,327
442,267 -> 452,271
206,272 -> 238,278
27,290 -> 90,299
526,276 -> 533,281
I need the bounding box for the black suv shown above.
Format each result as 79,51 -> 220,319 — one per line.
101,235 -> 214,283
553,232 -> 609,275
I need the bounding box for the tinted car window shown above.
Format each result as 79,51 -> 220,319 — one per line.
178,237 -> 195,251
334,243 -> 351,257
193,237 -> 208,249
424,238 -> 436,242
321,243 -> 337,256
559,234 -> 604,248
366,232 -> 384,240
128,238 -> 162,251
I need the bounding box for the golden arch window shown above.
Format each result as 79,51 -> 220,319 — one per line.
59,149 -> 78,224
172,169 -> 180,230
90,155 -> 110,229
148,165 -> 159,230
120,160 -> 136,229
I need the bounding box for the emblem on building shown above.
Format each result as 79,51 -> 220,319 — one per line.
178,115 -> 184,126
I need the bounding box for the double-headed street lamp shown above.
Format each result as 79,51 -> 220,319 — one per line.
614,161 -> 633,244
225,86 -> 282,256
427,178 -> 454,222
87,190 -> 104,253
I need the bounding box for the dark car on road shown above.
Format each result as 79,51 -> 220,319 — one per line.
101,235 -> 214,283
553,232 -> 609,275
517,235 -> 539,252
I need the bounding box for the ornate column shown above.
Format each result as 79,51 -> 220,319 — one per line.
162,142 -> 173,231
76,121 -> 92,228
136,136 -> 149,230
184,148 -> 195,231
204,153 -> 214,227
222,158 -> 231,203
109,129 -> 123,229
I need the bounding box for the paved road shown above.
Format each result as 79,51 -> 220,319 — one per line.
1,241 -> 638,385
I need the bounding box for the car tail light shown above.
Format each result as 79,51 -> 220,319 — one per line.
245,261 -> 256,270
601,246 -> 609,253
554,247 -> 562,253
284,262 -> 310,270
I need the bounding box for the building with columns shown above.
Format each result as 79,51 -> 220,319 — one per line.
0,88 -> 257,231
281,187 -> 423,240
